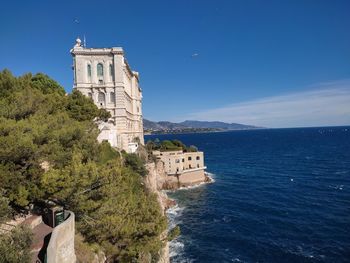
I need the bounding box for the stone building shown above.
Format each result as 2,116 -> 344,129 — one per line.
152,150 -> 207,185
70,38 -> 144,152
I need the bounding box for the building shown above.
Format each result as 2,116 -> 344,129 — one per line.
152,150 -> 207,185
70,38 -> 144,152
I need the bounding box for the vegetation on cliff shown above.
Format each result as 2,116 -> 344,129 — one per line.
0,70 -> 166,262
145,139 -> 198,152
0,224 -> 33,263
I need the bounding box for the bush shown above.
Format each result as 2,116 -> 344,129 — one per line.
0,225 -> 33,263
168,226 -> 181,241
0,195 -> 12,223
145,139 -> 198,153
124,153 -> 148,176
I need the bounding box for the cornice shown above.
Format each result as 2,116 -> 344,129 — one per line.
71,48 -> 124,56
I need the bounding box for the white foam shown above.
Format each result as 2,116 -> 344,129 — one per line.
169,240 -> 184,258
329,184 -> 344,190
166,204 -> 184,229
169,239 -> 196,263
167,204 -> 184,216
177,181 -> 207,191
167,172 -> 216,262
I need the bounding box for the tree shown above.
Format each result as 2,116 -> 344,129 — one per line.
0,225 -> 33,263
31,73 -> 66,95
0,70 -> 167,261
66,89 -> 111,122
124,153 -> 148,177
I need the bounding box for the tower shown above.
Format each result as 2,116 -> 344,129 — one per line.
70,38 -> 144,151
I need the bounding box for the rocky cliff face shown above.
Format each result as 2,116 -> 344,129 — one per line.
145,161 -> 174,263
144,160 -> 212,263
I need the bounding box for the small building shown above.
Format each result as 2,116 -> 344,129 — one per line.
153,150 -> 207,185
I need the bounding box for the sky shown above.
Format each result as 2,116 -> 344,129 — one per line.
0,0 -> 349,128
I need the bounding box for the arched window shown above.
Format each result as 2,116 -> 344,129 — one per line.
87,64 -> 92,78
98,92 -> 105,105
97,63 -> 104,77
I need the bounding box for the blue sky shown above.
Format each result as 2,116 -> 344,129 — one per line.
1,0 -> 349,127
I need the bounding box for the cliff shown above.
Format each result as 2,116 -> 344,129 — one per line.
144,161 -> 176,263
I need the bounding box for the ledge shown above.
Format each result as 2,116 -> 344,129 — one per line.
168,166 -> 207,176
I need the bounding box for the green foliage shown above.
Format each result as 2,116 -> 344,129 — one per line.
0,225 -> 33,263
77,163 -> 166,262
168,226 -> 181,241
31,73 -> 66,95
160,140 -> 182,151
0,70 -> 166,261
0,194 -> 12,223
97,141 -> 120,165
124,153 -> 148,177
146,139 -> 198,153
66,89 -> 111,122
186,145 -> 198,152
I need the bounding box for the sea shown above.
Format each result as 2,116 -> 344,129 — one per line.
146,126 -> 350,263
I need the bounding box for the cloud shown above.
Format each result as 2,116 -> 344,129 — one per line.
186,80 -> 350,128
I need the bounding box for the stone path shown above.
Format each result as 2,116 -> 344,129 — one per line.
22,216 -> 52,263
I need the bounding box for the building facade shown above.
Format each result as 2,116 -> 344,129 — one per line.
152,150 -> 207,185
71,38 -> 144,151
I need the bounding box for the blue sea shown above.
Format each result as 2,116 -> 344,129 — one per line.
146,127 -> 350,263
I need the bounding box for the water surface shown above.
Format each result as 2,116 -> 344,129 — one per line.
146,127 -> 350,262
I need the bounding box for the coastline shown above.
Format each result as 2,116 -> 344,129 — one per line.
144,128 -> 264,136
145,161 -> 214,263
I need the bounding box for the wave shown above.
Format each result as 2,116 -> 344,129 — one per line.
169,240 -> 185,258
167,205 -> 188,262
167,173 -> 217,262
166,204 -> 184,229
329,184 -> 344,190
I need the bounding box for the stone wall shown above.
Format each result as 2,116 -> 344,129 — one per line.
179,169 -> 206,185
146,159 -> 208,190
46,211 -> 76,263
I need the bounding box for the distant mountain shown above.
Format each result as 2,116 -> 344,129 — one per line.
143,119 -> 261,134
179,120 -> 259,130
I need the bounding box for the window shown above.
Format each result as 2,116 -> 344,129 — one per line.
175,159 -> 180,163
97,63 -> 104,77
109,64 -> 114,80
188,157 -> 192,161
98,92 -> 105,105
182,158 -> 185,162
196,156 -> 200,160
197,164 -> 200,168
88,92 -> 92,99
110,92 -> 115,103
87,64 -> 91,77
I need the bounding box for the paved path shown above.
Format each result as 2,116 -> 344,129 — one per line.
25,217 -> 52,263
